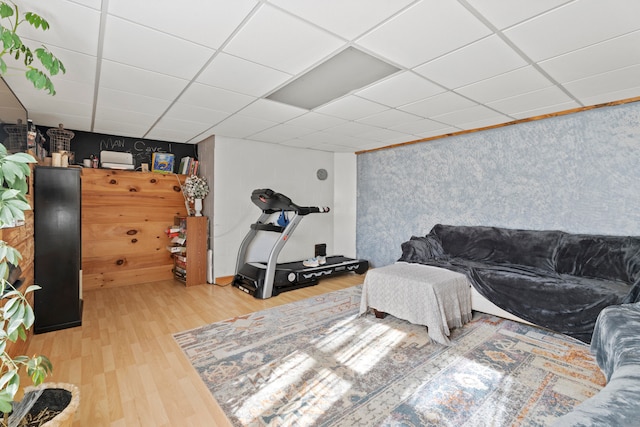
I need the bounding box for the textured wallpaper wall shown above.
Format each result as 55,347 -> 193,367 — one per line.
357,101 -> 640,268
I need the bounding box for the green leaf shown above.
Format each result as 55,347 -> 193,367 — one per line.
0,2 -> 13,19
4,152 -> 36,164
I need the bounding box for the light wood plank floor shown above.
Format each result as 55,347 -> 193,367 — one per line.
23,274 -> 365,426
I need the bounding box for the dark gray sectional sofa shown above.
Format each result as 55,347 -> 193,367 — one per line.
398,224 -> 640,343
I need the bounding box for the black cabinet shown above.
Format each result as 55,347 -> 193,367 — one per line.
34,166 -> 82,333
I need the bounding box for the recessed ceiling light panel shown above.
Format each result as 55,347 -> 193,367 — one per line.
267,47 -> 400,110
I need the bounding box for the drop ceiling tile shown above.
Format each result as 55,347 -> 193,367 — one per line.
399,91 -> 477,118
315,95 -> 387,120
94,105 -> 158,129
102,16 -> 214,79
249,123 -> 316,143
16,0 -> 100,55
238,99 -> 307,123
505,0 -> 640,61
12,89 -> 92,121
577,87 -> 640,108
270,0 -> 414,40
357,127 -> 414,143
99,60 -> 189,100
509,101 -> 580,120
539,30 -> 640,83
389,118 -> 455,135
357,1 -> 491,68
146,116 -> 213,141
108,0 -> 257,48
284,112 -> 347,130
564,64 -> 640,103
357,109 -> 423,128
325,121 -> 379,138
93,119 -> 155,139
211,114 -> 277,138
456,66 -> 553,104
356,72 -> 444,107
487,86 -> 575,116
97,88 -> 171,117
414,35 -> 528,89
432,105 -> 509,128
197,53 -> 292,97
179,83 -> 256,113
455,115 -> 512,131
162,103 -> 231,125
465,0 -> 572,29
415,126 -> 460,139
224,4 -> 344,74
30,112 -> 91,132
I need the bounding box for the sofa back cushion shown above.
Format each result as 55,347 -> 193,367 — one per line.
555,234 -> 640,283
398,235 -> 447,263
430,224 -> 561,271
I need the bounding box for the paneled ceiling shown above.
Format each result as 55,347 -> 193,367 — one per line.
3,0 -> 640,152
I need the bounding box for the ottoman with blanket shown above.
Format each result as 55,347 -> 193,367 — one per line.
359,262 -> 472,345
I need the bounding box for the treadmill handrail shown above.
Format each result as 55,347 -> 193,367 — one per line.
251,188 -> 330,215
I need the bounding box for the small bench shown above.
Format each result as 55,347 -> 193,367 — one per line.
359,262 -> 473,345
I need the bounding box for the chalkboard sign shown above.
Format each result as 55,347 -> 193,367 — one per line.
38,127 -> 198,172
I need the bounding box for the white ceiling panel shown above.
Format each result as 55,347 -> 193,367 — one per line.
4,0 -> 640,153
414,35 -> 528,89
270,0 -> 414,40
97,88 -> 171,116
211,114 -> 277,139
284,112 -> 347,131
465,0 -> 572,30
487,86 -> 575,117
357,1 -> 491,68
539,30 -> 640,84
102,16 -> 214,79
197,53 -> 292,97
178,83 -> 256,113
504,0 -> 640,61
399,92 -> 478,118
357,109 -> 423,128
15,0 -> 101,55
315,96 -> 388,120
99,61 -> 189,101
107,0 -> 257,48
356,72 -> 444,107
564,64 -> 640,103
456,67 -> 554,104
223,4 -> 344,74
248,123 -> 316,143
237,99 -> 307,123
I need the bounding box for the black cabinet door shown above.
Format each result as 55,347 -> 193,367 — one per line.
34,167 -> 82,333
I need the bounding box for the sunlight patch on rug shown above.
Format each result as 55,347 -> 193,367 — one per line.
174,285 -> 605,426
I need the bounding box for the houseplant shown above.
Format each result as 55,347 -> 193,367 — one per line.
0,143 -> 55,425
182,175 -> 209,216
0,0 -> 65,95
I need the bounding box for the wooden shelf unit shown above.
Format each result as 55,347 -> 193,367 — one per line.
172,216 -> 208,287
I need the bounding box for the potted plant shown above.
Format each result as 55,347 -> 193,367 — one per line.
0,143 -> 61,426
182,175 -> 209,216
0,0 -> 65,95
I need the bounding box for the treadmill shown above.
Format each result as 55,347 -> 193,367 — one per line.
232,188 -> 368,299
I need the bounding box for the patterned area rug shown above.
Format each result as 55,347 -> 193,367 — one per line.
174,286 -> 605,426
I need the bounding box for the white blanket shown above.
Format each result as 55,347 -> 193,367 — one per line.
359,262 -> 473,345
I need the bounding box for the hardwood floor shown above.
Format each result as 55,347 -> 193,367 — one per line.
23,274 -> 365,426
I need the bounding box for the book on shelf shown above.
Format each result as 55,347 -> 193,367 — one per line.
171,235 -> 186,245
167,245 -> 186,254
179,156 -> 199,176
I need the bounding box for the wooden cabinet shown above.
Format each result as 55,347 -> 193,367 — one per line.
33,167 -> 82,334
171,216 -> 207,287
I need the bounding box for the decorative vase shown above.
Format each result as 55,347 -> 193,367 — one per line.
194,198 -> 203,216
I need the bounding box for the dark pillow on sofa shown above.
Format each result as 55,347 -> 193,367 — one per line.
398,235 -> 446,263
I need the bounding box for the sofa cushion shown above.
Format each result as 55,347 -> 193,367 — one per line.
470,265 -> 629,343
399,235 -> 447,263
430,224 -> 561,271
555,235 -> 640,283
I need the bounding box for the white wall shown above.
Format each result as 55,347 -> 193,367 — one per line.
213,137 -> 338,280
333,153 -> 357,258
197,135 -> 215,282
